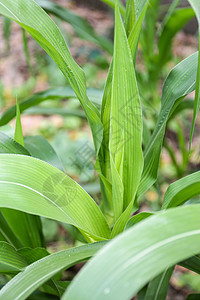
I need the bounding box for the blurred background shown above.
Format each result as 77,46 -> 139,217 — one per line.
0,1 -> 200,298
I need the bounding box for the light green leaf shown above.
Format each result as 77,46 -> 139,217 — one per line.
0,132 -> 44,248
24,135 -> 64,172
137,52 -> 198,198
64,205 -> 200,300
0,242 -> 27,274
25,106 -> 86,119
128,1 -> 148,62
18,247 -> 49,264
14,99 -> 24,146
0,0 -> 103,153
125,0 -> 136,36
162,171 -> 200,209
0,131 -> 29,155
109,3 -> 143,223
0,154 -> 110,240
98,0 -> 147,224
0,242 -> 105,300
125,212 -> 154,229
1,208 -> 45,248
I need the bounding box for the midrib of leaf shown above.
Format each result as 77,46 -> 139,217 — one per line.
0,181 -> 73,222
0,242 -> 105,300
119,229 -> 200,271
0,154 -> 111,240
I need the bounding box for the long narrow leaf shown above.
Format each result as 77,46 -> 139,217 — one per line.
0,212 -> 22,248
0,154 -> 110,240
0,242 -> 105,300
64,205 -> 200,300
0,242 -> 27,274
0,131 -> 29,155
14,99 -> 24,146
24,136 -> 64,172
106,3 -> 143,232
0,132 -> 44,248
162,171 -> 200,209
188,1 -> 200,149
144,267 -> 174,300
0,0 -> 103,153
137,52 -> 198,198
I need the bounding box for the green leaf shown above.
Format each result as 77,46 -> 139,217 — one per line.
14,99 -> 24,146
144,268 -> 174,300
0,87 -> 102,126
169,99 -> 194,120
0,0 -> 103,153
0,154 -> 110,241
24,107 -> 86,119
0,131 -> 29,155
187,294 -> 200,300
0,242 -> 27,274
18,247 -> 49,264
0,124 -> 14,137
180,255 -> 200,275
0,211 -> 22,248
125,0 -> 136,36
0,132 -> 44,248
188,0 -> 200,149
98,0 -> 147,224
137,52 -> 198,198
162,171 -> 200,209
36,0 -> 113,54
108,3 -> 143,226
1,208 -> 45,248
125,212 -> 154,229
18,247 -> 65,296
128,1 -> 148,62
63,205 -> 200,300
24,136 -> 64,172
0,242 -> 105,300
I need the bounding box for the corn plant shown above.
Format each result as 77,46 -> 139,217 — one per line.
0,0 -> 200,299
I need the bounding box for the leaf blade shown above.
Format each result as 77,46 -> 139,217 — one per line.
63,205 -> 200,300
0,242 -> 105,300
0,154 -> 110,240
